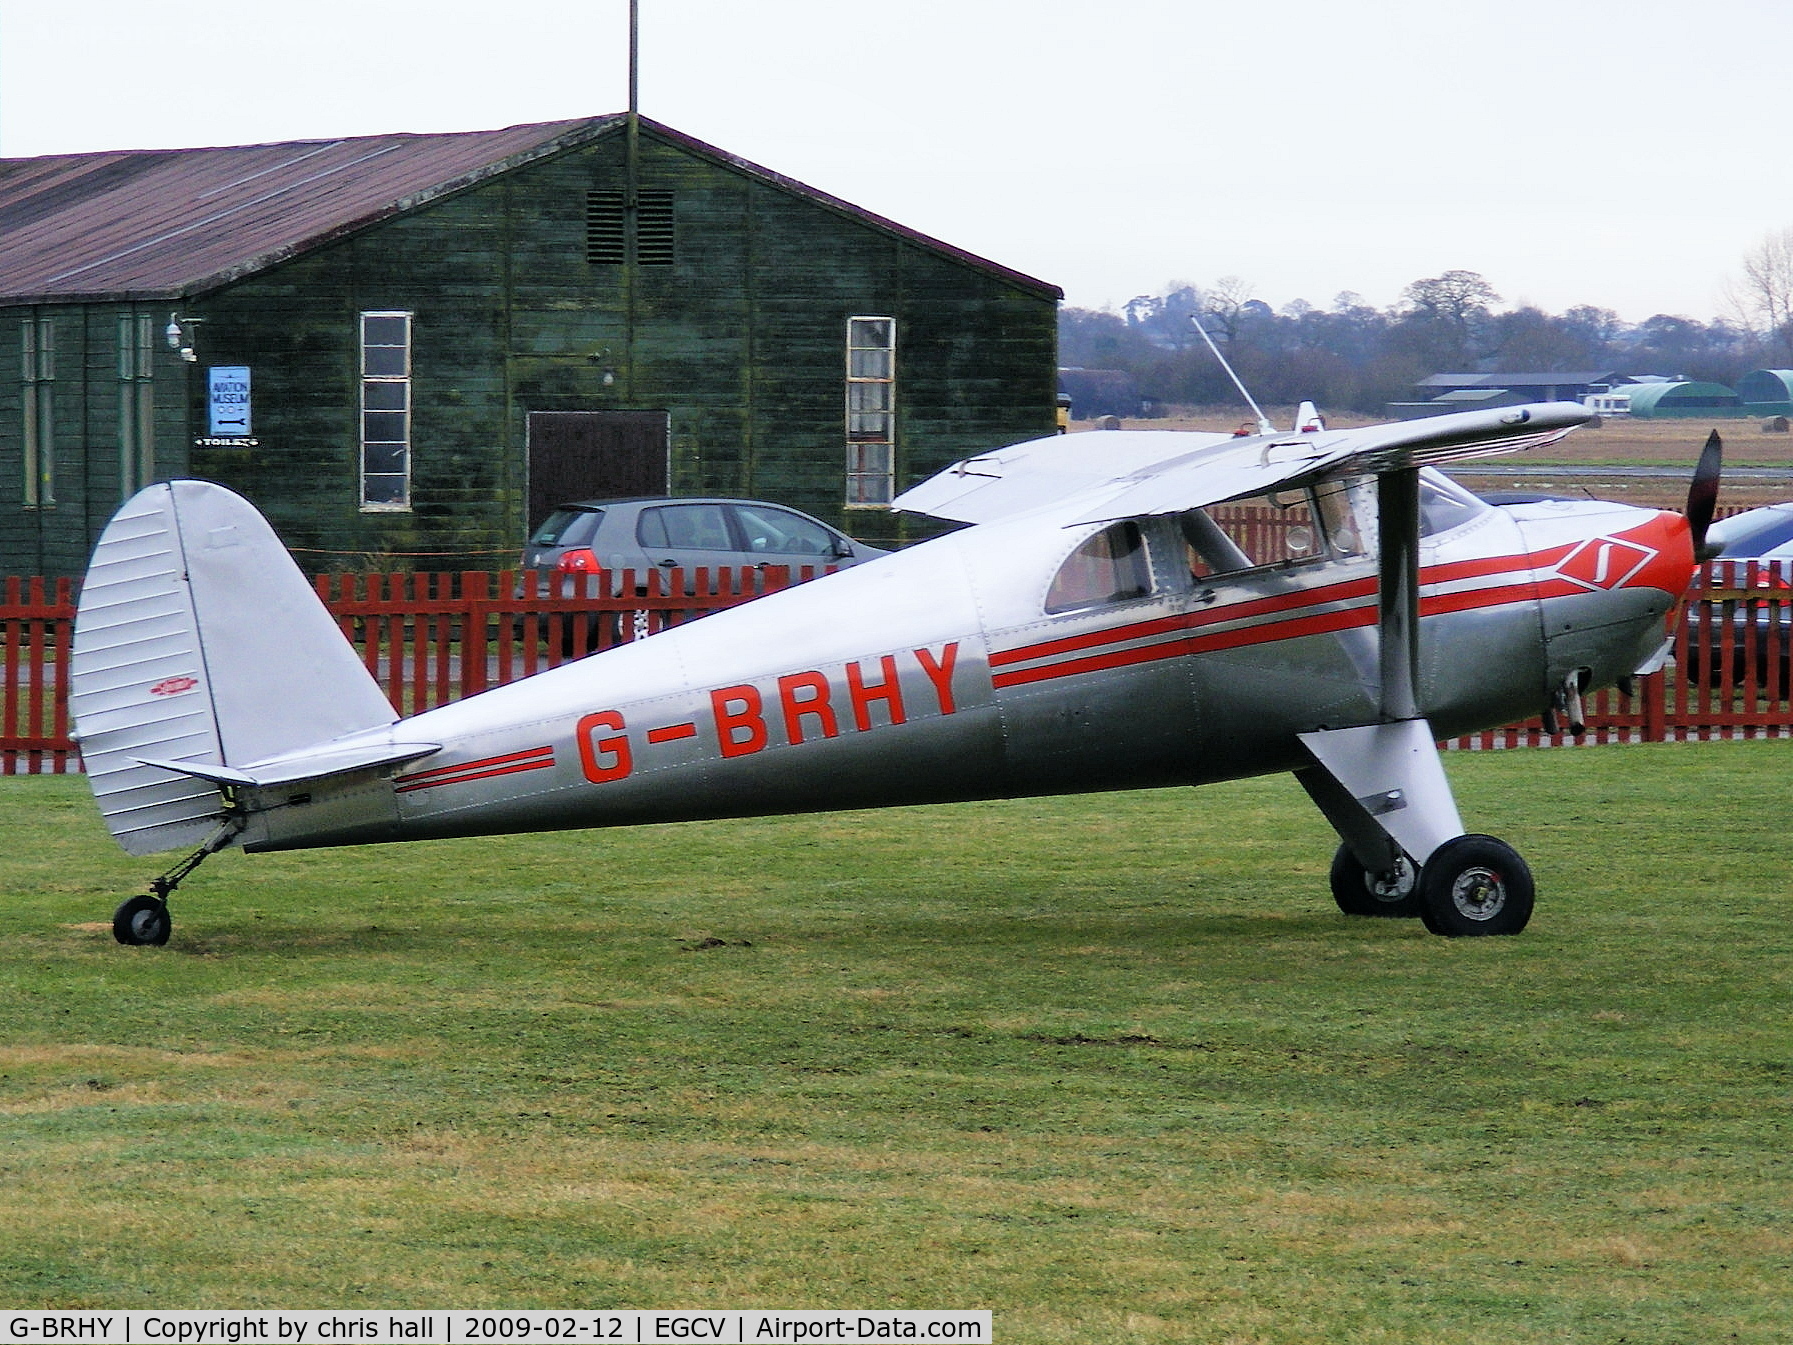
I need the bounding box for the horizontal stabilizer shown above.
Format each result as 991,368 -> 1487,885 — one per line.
138,741 -> 442,791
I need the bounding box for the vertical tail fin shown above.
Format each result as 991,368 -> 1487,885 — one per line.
72,481 -> 399,855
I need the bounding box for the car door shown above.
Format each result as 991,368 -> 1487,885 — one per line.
728,502 -> 848,566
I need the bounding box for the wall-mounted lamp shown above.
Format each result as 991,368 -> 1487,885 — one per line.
165,312 -> 201,363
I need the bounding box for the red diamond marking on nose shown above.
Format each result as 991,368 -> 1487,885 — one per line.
1556,537 -> 1656,591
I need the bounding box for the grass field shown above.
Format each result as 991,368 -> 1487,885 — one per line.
2,744 -> 1791,1340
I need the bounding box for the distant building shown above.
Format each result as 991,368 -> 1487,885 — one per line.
1619,381 -> 1741,418
0,115 -> 1061,575
1738,369 -> 1793,416
1391,371 -> 1627,419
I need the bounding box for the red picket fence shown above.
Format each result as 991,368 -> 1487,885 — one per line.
4,562 -> 1789,774
0,577 -> 77,774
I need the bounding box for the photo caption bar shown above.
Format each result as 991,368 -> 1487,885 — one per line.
2,1313 -> 990,1344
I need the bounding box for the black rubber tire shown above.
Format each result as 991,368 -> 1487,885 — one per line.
113,894 -> 172,947
1328,843 -> 1420,918
1417,835 -> 1534,937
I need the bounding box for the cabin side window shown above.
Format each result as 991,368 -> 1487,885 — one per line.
1045,520 -> 1152,613
1200,488 -> 1334,571
1187,472 -> 1491,578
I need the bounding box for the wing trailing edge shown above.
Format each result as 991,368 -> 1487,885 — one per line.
895,402 -> 1591,526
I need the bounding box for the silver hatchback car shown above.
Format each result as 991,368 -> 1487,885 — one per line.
524,496 -> 888,577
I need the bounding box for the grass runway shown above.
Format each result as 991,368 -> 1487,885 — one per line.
1,742 -> 1790,1341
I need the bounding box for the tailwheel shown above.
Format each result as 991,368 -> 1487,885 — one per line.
113,894 -> 172,947
1417,834 -> 1534,937
1329,843 -> 1420,918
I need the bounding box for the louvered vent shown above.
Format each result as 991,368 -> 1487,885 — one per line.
635,191 -> 675,265
586,190 -> 674,265
586,192 -> 626,264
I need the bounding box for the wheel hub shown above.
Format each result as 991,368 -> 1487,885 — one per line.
1449,865 -> 1508,920
1368,855 -> 1417,900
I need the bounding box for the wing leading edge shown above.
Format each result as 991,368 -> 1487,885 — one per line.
894,402 -> 1591,527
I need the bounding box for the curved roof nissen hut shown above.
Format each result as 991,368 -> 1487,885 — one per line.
1621,381 -> 1741,418
1737,369 -> 1793,415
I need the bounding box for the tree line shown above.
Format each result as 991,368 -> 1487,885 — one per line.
1060,265 -> 1793,416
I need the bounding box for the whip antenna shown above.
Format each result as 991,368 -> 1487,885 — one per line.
1190,313 -> 1274,436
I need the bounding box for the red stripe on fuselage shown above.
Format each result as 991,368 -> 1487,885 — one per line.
394,745 -> 556,794
988,547 -> 1605,691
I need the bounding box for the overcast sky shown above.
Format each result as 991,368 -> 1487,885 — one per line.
4,0 -> 1790,325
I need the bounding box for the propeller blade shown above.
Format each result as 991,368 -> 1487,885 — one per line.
1687,429 -> 1723,560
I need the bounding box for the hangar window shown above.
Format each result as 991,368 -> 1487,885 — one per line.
845,317 -> 896,507
360,311 -> 412,511
117,313 -> 155,497
20,316 -> 54,508
1046,520 -> 1153,613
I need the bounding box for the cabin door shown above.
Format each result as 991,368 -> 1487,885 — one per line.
526,410 -> 670,533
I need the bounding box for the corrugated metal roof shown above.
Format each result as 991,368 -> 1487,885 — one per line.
0,118 -> 611,303
0,115 -> 1060,305
1418,370 -> 1620,389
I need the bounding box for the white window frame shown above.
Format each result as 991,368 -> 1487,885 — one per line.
845,316 -> 896,508
360,310 -> 413,511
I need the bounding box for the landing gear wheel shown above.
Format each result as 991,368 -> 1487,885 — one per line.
1329,843 -> 1420,917
113,894 -> 172,947
1417,835 -> 1533,937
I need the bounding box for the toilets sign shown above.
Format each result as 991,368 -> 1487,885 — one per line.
208,366 -> 252,437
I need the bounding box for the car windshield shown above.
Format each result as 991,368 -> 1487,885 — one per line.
531,507 -> 603,547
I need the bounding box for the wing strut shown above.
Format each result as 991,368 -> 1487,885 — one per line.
1293,464 -> 1468,875
1378,466 -> 1421,722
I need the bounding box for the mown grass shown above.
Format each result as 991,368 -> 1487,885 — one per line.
2,743 -> 1791,1340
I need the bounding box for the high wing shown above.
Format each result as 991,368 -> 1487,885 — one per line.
893,402 -> 1591,526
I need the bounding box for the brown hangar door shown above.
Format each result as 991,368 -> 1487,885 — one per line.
526,411 -> 671,533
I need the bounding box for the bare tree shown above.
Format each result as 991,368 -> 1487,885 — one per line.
1736,226 -> 1793,363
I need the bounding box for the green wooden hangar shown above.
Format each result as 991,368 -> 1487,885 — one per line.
0,114 -> 1060,576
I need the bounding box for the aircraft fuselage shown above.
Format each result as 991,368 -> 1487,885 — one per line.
236,483 -> 1690,853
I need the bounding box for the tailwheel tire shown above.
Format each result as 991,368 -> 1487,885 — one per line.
1329,843 -> 1420,918
1417,835 -> 1534,937
113,894 -> 172,947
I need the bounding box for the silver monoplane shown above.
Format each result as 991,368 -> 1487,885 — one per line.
70,403 -> 1721,944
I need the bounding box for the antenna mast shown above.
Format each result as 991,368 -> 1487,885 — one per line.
1189,313 -> 1274,436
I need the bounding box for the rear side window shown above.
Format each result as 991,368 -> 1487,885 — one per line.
1046,521 -> 1152,613
531,507 -> 603,546
638,503 -> 735,551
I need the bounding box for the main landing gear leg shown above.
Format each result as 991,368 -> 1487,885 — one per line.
1295,720 -> 1533,936
112,809 -> 248,947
